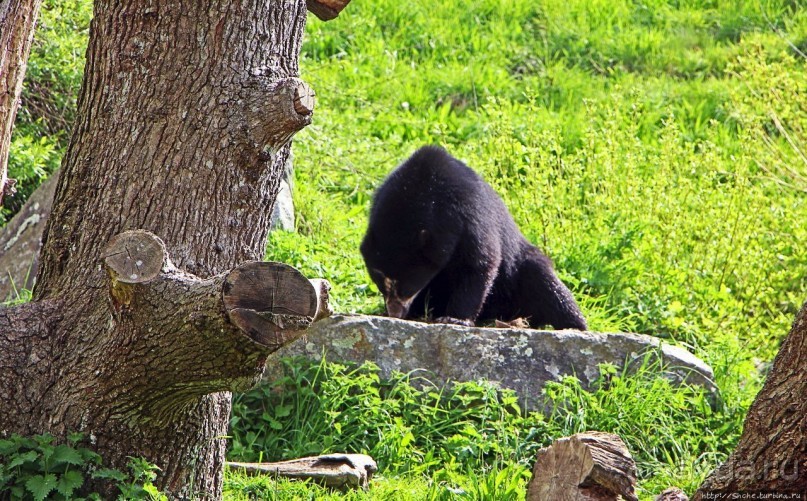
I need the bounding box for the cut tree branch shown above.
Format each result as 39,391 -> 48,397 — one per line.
103,229 -> 173,284
4,229 -> 334,428
101,230 -> 330,353
223,260 -> 326,349
238,77 -> 316,154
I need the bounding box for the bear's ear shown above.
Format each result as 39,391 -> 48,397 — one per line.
418,229 -> 430,249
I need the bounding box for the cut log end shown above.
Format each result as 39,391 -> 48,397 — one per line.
102,230 -> 168,284
292,80 -> 316,115
306,0 -> 351,21
227,453 -> 377,490
223,261 -> 326,349
310,278 -> 333,321
527,432 -> 638,501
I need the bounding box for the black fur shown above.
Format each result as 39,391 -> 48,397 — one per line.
360,145 -> 587,330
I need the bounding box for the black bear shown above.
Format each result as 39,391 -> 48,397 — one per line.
360,145 -> 587,330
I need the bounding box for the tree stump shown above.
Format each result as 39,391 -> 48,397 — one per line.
527,432 -> 638,501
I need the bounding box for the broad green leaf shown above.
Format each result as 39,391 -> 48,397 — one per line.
38,444 -> 56,462
274,404 -> 292,418
91,467 -> 127,482
52,445 -> 85,466
25,473 -> 57,501
56,469 -> 84,497
8,450 -> 39,468
0,439 -> 17,455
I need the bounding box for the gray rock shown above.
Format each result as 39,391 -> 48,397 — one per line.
0,174 -> 58,301
269,179 -> 295,231
267,314 -> 715,410
269,148 -> 295,232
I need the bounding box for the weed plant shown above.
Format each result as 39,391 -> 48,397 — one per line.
0,433 -> 165,500
229,356 -> 744,499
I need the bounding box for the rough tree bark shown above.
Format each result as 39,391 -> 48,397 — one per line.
692,301 -> 807,499
0,0 -> 329,498
0,0 -> 44,205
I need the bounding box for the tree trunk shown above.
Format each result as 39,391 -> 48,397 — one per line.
692,302 -> 807,499
0,0 -> 44,205
0,0 -> 322,498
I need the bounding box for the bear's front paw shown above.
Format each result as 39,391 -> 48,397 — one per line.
434,316 -> 474,327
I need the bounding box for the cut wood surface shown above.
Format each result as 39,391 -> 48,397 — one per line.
527,432 -> 639,501
223,261 -> 330,347
103,230 -> 169,284
227,453 -> 377,489
292,80 -> 316,115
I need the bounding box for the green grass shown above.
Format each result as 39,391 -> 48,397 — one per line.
6,0 -> 807,499
228,356 -> 747,499
284,0 -> 807,359
260,0 -> 807,496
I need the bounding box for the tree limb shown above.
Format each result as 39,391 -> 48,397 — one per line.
238,77 -> 316,154
1,230 -> 331,430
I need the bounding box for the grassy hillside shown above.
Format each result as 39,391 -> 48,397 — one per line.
6,0 -> 807,499
262,0 -> 807,496
284,0 -> 807,357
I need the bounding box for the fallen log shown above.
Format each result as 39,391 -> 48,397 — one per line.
527,432 -> 638,501
226,453 -> 377,490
